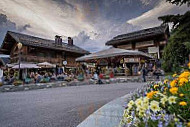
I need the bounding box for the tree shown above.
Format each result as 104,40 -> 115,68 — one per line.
166,0 -> 190,6
159,9 -> 190,72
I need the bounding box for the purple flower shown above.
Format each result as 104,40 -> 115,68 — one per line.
158,121 -> 163,127
176,122 -> 183,127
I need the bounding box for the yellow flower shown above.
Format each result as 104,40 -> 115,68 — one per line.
179,93 -> 184,97
179,101 -> 187,106
174,117 -> 179,122
168,96 -> 177,104
188,62 -> 190,68
170,80 -> 177,87
179,77 -> 188,86
187,122 -> 190,127
150,100 -> 160,112
154,84 -> 159,89
147,91 -> 158,99
173,73 -> 177,77
179,71 -> 190,79
164,79 -> 169,84
169,87 -> 178,94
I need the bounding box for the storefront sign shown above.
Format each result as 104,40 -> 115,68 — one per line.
135,40 -> 154,48
148,47 -> 159,53
117,43 -> 132,49
124,58 -> 140,63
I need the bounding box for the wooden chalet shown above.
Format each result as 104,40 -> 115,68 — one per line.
106,24 -> 170,59
0,31 -> 89,67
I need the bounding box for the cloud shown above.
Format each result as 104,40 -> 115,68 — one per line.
0,0 -> 95,39
73,23 -> 141,52
0,0 -> 146,51
1,0 -> 187,52
127,0 -> 190,28
0,13 -> 16,43
17,24 -> 31,32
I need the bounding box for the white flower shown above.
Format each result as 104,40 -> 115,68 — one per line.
157,92 -> 165,97
138,111 -> 145,117
143,97 -> 149,104
168,96 -> 177,104
136,106 -> 146,112
150,100 -> 160,112
160,96 -> 168,105
127,100 -> 134,108
135,97 -> 143,107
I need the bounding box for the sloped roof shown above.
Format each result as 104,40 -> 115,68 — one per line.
1,31 -> 89,54
106,24 -> 169,45
76,48 -> 153,62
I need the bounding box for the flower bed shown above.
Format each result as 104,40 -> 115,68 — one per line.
120,63 -> 190,127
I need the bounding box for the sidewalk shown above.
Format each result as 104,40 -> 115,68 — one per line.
77,94 -> 131,127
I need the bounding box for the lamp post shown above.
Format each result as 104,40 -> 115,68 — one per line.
17,42 -> 22,80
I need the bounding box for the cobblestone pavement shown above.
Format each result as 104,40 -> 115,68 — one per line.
0,83 -> 144,127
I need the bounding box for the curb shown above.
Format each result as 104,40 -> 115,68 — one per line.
77,94 -> 131,127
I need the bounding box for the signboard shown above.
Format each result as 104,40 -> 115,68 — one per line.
148,47 -> 159,53
117,43 -> 132,49
98,59 -> 108,66
136,40 -> 154,48
124,58 -> 140,63
63,61 -> 67,65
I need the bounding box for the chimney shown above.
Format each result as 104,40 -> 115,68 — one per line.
55,35 -> 62,45
68,37 -> 73,46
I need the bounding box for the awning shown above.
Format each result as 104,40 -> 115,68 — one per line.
37,62 -> 56,68
12,63 -> 40,69
76,48 -> 153,62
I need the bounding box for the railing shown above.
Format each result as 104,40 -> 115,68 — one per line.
11,55 -> 62,64
10,55 -> 77,67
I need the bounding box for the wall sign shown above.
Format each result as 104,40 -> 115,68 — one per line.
124,58 -> 140,63
63,61 -> 67,65
148,47 -> 159,53
135,40 -> 154,48
117,43 -> 132,49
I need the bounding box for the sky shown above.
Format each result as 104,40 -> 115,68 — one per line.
0,0 -> 189,52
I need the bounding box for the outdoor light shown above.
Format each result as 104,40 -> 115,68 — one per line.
17,42 -> 23,50
17,42 -> 22,80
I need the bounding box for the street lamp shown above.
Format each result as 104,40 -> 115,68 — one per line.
17,42 -> 22,80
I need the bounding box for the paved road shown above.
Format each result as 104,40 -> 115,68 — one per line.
0,83 -> 144,127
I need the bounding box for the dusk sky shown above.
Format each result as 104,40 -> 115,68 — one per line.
0,0 -> 189,52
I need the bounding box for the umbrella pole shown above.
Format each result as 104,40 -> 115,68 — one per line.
18,50 -> 21,80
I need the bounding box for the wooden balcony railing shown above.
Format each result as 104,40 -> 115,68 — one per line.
11,55 -> 63,64
10,55 -> 77,67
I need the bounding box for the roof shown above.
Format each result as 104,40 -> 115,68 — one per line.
76,48 -> 153,62
106,24 -> 169,46
1,31 -> 89,54
0,57 -> 10,65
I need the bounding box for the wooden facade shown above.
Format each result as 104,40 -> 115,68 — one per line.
106,24 -> 170,59
0,31 -> 89,67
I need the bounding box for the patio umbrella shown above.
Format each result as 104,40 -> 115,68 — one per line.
37,62 -> 56,68
12,63 -> 40,69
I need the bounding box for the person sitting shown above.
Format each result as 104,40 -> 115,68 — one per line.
35,73 -> 42,83
93,72 -> 99,80
51,73 -> 57,81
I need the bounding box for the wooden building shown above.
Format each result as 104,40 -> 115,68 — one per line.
0,31 -> 89,67
106,24 -> 170,59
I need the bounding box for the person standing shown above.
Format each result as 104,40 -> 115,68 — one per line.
142,65 -> 147,82
0,66 -> 4,85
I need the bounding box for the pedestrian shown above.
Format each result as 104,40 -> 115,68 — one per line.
142,65 -> 147,82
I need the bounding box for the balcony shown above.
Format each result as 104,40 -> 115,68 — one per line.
11,55 -> 63,64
